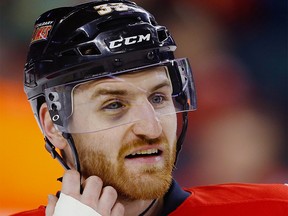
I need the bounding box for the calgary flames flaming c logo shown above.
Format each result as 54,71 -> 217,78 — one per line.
30,21 -> 53,44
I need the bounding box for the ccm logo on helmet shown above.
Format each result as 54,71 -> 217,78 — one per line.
108,33 -> 151,49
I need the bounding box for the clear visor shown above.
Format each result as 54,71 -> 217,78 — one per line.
45,58 -> 196,133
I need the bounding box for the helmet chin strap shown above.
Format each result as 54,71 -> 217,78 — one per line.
45,133 -> 83,195
174,111 -> 188,166
62,132 -> 81,173
45,138 -> 70,170
45,132 -> 81,174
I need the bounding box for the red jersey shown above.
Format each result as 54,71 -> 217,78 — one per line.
169,183 -> 288,216
10,206 -> 45,216
11,182 -> 288,216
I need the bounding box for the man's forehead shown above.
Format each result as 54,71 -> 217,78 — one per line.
99,66 -> 168,83
75,66 -> 169,93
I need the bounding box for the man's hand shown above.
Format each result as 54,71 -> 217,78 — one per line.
46,170 -> 125,216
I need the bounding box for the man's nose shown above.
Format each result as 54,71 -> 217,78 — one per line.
131,100 -> 162,139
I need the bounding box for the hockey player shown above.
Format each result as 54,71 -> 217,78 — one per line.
13,1 -> 288,215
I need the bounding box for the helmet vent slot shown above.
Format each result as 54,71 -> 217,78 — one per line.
68,31 -> 88,44
157,29 -> 168,42
60,49 -> 78,56
79,44 -> 101,56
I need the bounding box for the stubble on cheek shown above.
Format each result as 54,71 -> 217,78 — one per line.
78,148 -> 116,182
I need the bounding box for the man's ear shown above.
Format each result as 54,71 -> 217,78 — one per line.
39,103 -> 67,149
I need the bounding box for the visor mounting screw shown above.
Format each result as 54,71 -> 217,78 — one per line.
147,51 -> 155,60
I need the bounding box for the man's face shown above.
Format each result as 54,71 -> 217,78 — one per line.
71,66 -> 177,200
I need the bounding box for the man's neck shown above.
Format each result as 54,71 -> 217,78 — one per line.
116,180 -> 190,215
119,198 -> 164,216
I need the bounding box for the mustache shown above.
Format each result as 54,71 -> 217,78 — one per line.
119,135 -> 168,157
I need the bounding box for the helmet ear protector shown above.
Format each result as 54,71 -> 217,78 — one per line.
24,0 -> 197,172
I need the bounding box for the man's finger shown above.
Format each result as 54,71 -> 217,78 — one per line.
45,194 -> 58,216
111,202 -> 125,216
80,175 -> 103,208
98,186 -> 118,215
61,170 -> 81,198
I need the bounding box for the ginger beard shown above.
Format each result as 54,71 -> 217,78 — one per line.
73,133 -> 177,200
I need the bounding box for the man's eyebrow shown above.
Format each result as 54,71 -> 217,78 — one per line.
90,80 -> 171,98
91,89 -> 128,98
150,80 -> 171,92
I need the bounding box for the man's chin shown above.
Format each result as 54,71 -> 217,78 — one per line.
114,170 -> 173,201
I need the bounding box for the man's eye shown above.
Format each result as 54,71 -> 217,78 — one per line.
103,101 -> 125,110
150,94 -> 165,104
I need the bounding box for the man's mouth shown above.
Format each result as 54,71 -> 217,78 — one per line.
125,148 -> 162,159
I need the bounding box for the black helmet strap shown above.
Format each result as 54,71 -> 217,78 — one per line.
174,111 -> 188,167
45,132 -> 81,173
